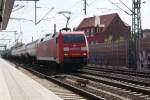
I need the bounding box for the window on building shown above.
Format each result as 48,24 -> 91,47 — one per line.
94,27 -> 97,33
89,32 -> 91,37
95,26 -> 101,33
97,27 -> 99,32
100,27 -> 104,32
91,41 -> 94,44
95,40 -> 98,44
84,29 -> 86,33
115,19 -> 119,23
87,29 -> 90,33
91,28 -> 94,34
86,33 -> 89,37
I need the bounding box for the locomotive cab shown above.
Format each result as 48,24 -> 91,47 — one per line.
59,31 -> 89,65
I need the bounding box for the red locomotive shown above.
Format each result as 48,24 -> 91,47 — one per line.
11,30 -> 89,68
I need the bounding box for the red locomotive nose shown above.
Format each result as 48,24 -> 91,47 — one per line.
61,32 -> 88,65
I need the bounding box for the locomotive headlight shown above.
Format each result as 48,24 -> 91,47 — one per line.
64,47 -> 69,51
64,53 -> 68,56
81,47 -> 87,51
83,53 -> 87,56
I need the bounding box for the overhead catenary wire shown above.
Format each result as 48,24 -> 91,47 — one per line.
35,7 -> 54,25
10,17 -> 33,22
88,0 -> 98,6
107,0 -> 132,15
118,0 -> 133,13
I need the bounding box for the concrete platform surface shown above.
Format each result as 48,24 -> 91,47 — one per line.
0,58 -> 62,100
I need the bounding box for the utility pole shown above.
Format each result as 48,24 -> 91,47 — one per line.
54,24 -> 56,34
35,0 -> 37,25
32,36 -> 33,42
15,0 -> 39,25
107,0 -> 142,69
83,0 -> 87,15
132,0 -> 142,38
128,0 -> 142,69
14,31 -> 17,43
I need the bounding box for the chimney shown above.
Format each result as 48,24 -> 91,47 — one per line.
95,16 -> 100,27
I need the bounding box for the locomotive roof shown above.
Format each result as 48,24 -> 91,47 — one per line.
38,34 -> 54,43
26,40 -> 38,46
61,31 -> 84,35
12,45 -> 26,52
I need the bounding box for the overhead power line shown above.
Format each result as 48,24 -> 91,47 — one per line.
107,0 -> 132,15
12,5 -> 25,12
35,7 -> 54,25
118,0 -> 133,13
10,17 -> 33,22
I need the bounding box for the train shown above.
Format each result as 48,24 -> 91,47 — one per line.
3,29 -> 89,69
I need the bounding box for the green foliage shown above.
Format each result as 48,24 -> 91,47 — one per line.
104,35 -> 125,43
13,42 -> 25,48
115,36 -> 125,43
104,35 -> 112,44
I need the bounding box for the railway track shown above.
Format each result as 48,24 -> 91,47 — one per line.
9,60 -> 150,100
85,65 -> 150,78
73,71 -> 150,96
79,68 -> 150,87
18,66 -> 86,100
20,66 -> 149,100
63,74 -> 150,100
13,62 -> 104,100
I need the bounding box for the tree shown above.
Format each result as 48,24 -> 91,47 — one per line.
13,42 -> 25,48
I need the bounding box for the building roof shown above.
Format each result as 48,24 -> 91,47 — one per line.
77,13 -> 118,31
143,29 -> 150,33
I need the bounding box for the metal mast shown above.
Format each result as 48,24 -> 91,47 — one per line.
132,0 -> 142,38
128,0 -> 142,69
84,0 -> 87,15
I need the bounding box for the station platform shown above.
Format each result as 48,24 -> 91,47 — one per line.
0,58 -> 62,100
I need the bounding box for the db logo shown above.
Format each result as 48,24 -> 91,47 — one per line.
73,44 -> 76,47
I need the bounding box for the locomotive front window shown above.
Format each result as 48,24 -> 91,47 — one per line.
63,34 -> 85,43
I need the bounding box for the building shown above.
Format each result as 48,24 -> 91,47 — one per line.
142,29 -> 150,39
76,13 -> 131,44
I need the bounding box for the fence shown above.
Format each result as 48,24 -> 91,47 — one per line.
89,38 -> 150,67
138,38 -> 150,68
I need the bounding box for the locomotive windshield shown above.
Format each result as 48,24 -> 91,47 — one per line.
63,34 -> 85,43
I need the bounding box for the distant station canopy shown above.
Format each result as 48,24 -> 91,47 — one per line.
0,16 -> 2,22
0,0 -> 15,30
16,0 -> 39,1
0,0 -> 3,22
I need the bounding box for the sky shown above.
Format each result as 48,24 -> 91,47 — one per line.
0,0 -> 150,48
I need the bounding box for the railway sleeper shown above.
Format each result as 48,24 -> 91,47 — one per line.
76,79 -> 89,87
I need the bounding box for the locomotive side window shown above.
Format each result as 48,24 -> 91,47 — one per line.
40,38 -> 44,42
56,37 -> 58,43
63,34 -> 85,43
